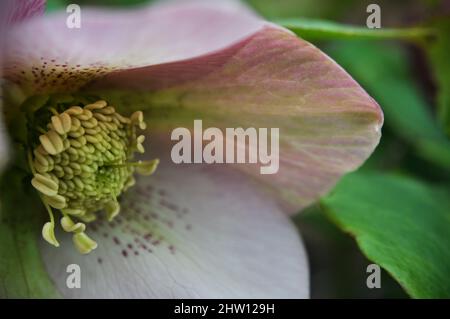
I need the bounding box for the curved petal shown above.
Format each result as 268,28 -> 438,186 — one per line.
4,0 -> 265,93
93,26 -> 383,212
3,0 -> 382,212
39,139 -> 309,298
0,0 -> 45,171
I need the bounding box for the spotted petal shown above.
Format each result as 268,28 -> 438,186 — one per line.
0,0 -> 46,172
40,140 -> 309,298
4,0 -> 264,94
3,0 -> 383,212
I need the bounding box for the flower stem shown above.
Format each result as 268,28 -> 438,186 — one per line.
276,18 -> 435,42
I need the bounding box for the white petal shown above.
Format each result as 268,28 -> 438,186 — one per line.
39,142 -> 309,298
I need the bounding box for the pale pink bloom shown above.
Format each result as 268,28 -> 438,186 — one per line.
0,0 -> 382,298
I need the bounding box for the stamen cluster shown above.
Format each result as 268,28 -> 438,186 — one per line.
29,100 -> 158,253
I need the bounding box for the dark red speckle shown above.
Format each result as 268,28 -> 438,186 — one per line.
113,236 -> 121,245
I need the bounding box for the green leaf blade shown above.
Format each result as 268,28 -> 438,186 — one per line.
322,172 -> 450,298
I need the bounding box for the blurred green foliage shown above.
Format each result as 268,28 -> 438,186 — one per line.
426,18 -> 450,134
326,41 -> 450,171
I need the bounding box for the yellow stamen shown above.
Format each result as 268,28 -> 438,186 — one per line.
29,100 -> 157,253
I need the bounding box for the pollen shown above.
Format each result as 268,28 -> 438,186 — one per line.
28,100 -> 159,254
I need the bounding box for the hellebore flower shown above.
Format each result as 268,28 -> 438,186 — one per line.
0,0 -> 383,298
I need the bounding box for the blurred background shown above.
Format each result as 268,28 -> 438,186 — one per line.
46,0 -> 450,298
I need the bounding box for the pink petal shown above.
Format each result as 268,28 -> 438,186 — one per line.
0,0 -> 45,27
4,0 -> 265,93
39,139 -> 309,298
94,26 -> 383,213
3,0 -> 383,212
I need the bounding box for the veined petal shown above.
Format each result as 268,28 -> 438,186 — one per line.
0,0 -> 45,28
93,26 -> 383,213
3,0 -> 265,94
3,0 -> 382,211
39,139 -> 309,298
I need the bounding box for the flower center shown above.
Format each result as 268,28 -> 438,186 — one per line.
28,100 -> 158,254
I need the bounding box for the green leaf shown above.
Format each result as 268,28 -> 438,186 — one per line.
0,167 -> 60,298
326,41 -> 450,170
426,18 -> 450,135
276,18 -> 433,41
321,172 -> 450,298
294,204 -> 408,298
